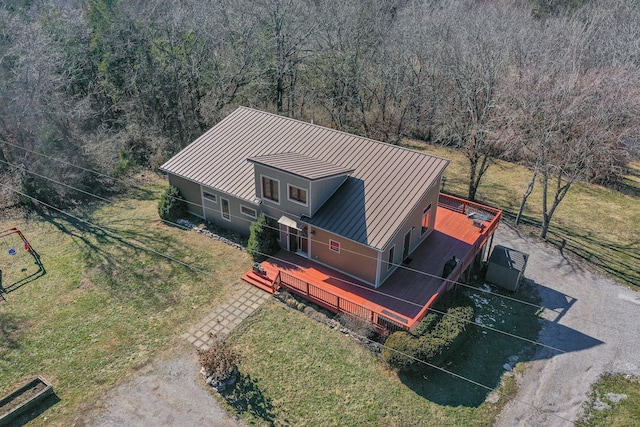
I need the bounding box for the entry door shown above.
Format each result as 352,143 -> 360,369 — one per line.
403,230 -> 411,260
288,227 -> 298,252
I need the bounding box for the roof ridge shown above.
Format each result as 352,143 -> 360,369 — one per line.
236,106 -> 450,163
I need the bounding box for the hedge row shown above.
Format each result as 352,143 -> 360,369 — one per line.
382,304 -> 474,372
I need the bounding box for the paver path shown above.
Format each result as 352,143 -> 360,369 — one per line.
181,281 -> 271,350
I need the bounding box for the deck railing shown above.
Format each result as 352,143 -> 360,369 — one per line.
438,193 -> 502,237
275,270 -> 409,333
268,195 -> 502,333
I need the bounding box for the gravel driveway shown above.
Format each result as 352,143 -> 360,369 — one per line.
494,224 -> 640,426
76,343 -> 247,427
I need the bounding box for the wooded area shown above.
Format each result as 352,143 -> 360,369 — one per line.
1,0 -> 639,238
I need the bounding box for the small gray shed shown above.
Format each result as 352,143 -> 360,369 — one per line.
485,245 -> 529,291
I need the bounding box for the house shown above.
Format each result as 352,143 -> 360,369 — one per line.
160,107 -> 449,288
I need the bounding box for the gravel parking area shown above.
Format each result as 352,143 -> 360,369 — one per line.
494,224 -> 640,426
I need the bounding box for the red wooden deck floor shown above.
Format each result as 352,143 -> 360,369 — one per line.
244,205 -> 498,327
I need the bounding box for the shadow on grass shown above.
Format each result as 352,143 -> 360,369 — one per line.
223,373 -> 277,426
40,212 -> 187,307
0,312 -> 22,354
501,211 -> 640,288
398,278 -> 603,407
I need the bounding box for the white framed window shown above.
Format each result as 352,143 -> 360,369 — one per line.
287,184 -> 308,206
240,205 -> 257,219
203,191 -> 217,203
421,204 -> 432,235
221,198 -> 231,221
387,246 -> 395,270
329,239 -> 340,253
261,175 -> 280,204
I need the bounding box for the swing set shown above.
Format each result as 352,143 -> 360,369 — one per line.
0,227 -> 43,302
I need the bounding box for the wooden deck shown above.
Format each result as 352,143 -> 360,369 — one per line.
242,194 -> 501,331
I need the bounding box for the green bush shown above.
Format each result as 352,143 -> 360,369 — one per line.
247,213 -> 280,262
158,185 -> 187,222
382,292 -> 474,372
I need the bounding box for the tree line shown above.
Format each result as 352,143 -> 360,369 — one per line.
1,0 -> 639,238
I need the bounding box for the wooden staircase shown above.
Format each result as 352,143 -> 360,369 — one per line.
241,263 -> 277,294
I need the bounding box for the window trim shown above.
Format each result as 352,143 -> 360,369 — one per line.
202,191 -> 217,203
220,198 -> 231,221
387,245 -> 395,271
261,175 -> 280,204
287,184 -> 308,206
329,239 -> 340,253
421,203 -> 432,235
240,204 -> 257,219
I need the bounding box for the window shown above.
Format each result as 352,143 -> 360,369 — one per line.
261,176 -> 279,203
288,184 -> 308,205
221,198 -> 230,221
240,205 -> 257,219
387,246 -> 395,270
203,192 -> 217,203
421,204 -> 432,235
329,239 -> 340,253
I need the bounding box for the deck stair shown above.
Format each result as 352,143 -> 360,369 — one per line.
241,262 -> 280,294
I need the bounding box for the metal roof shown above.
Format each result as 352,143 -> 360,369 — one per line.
247,152 -> 354,180
160,107 -> 449,250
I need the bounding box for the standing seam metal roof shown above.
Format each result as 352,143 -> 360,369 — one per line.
160,107 -> 449,250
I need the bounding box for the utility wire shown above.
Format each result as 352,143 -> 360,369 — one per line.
0,181 -> 584,427
1,144 -> 631,340
0,170 -> 570,360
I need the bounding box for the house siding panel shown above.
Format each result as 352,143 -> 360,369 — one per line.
168,174 -> 203,217
309,227 -> 378,286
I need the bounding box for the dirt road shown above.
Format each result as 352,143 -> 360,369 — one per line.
494,225 -> 640,426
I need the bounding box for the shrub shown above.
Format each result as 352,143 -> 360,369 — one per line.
158,185 -> 187,222
198,334 -> 241,383
247,213 -> 280,261
382,292 -> 474,372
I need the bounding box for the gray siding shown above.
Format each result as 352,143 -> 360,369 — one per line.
309,175 -> 349,217
168,174 -> 203,217
253,164 -> 311,219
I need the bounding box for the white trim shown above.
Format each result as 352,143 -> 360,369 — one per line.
202,191 -> 217,203
260,174 -> 281,205
287,183 -> 309,207
220,198 -> 231,221
329,239 -> 340,253
240,204 -> 257,219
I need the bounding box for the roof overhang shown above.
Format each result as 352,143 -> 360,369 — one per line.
278,215 -> 302,230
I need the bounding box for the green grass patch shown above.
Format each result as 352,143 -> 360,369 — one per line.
405,141 -> 640,287
227,280 -> 542,427
579,374 -> 640,427
0,175 -> 253,425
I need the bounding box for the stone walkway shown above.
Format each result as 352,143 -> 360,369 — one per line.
181,281 -> 271,350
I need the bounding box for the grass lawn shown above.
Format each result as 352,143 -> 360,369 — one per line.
579,374 -> 640,427
1,142 -> 638,426
0,176 -> 252,426
225,278 -> 542,427
406,141 -> 640,288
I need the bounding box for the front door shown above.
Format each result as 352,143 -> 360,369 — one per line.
403,230 -> 411,260
288,227 -> 298,252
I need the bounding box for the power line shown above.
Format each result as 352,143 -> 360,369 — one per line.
0,182 -> 584,427
0,171 -> 568,359
2,145 -> 631,341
